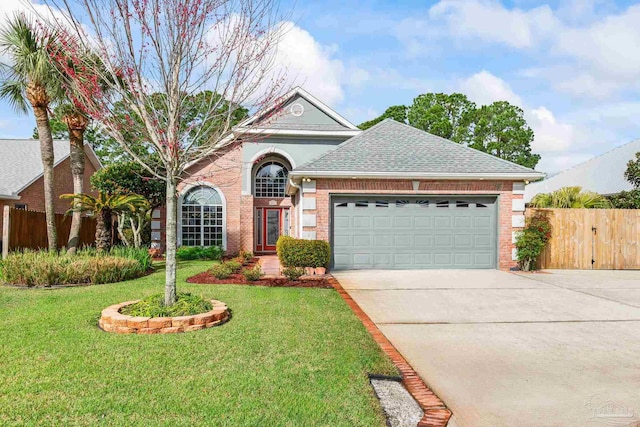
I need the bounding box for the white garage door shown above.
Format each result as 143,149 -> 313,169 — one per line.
332,196 -> 498,269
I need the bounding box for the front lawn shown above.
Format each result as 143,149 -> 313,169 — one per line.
0,261 -> 396,426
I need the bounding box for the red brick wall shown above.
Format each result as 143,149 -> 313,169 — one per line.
0,155 -> 98,240
302,179 -> 521,270
163,144 -> 244,255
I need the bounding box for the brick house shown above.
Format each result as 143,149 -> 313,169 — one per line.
154,87 -> 544,270
0,139 -> 101,246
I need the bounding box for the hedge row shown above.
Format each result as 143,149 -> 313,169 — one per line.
276,236 -> 331,268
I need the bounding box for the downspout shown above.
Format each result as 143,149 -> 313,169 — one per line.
289,177 -> 302,238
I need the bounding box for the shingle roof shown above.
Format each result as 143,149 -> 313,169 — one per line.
293,119 -> 542,176
524,138 -> 640,202
0,139 -> 71,196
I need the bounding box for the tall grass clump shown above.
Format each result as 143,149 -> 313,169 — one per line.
0,247 -> 152,287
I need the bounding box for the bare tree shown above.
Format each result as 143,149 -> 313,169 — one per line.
39,0 -> 289,305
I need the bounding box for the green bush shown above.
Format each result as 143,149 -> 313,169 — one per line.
176,246 -> 223,261
239,250 -> 253,263
225,260 -> 243,273
0,248 -> 149,287
515,213 -> 552,271
282,266 -> 305,281
242,265 -> 263,282
277,236 -> 331,268
121,292 -> 212,317
210,263 -> 233,280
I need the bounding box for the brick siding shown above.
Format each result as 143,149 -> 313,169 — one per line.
302,178 -> 521,270
0,155 -> 98,240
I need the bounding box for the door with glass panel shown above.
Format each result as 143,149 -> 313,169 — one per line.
255,207 -> 289,253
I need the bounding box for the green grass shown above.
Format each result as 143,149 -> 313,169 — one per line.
0,261 -> 397,426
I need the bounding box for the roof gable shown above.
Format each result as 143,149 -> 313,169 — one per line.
0,139 -> 102,197
293,119 -> 543,178
525,138 -> 640,201
241,86 -> 359,133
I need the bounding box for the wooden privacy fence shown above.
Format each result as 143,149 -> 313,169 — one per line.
2,207 -> 96,256
528,208 -> 640,270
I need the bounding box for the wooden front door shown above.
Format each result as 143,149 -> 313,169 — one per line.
255,207 -> 289,253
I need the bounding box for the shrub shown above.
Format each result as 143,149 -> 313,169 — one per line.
232,256 -> 246,266
176,246 -> 223,261
210,263 -> 233,280
277,236 -> 331,268
239,250 -> 253,263
225,260 -> 243,273
0,249 -> 148,286
121,292 -> 212,317
242,265 -> 263,282
282,266 -> 304,281
515,213 -> 552,272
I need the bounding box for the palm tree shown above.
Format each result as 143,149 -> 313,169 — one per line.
59,104 -> 90,255
530,186 -> 612,209
61,192 -> 149,252
0,14 -> 62,251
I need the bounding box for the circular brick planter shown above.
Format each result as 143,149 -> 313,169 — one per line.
98,299 -> 229,334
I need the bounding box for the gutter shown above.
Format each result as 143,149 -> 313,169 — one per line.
0,194 -> 20,200
288,170 -> 546,182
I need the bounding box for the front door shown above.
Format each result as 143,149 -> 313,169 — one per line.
264,208 -> 281,252
255,207 -> 289,253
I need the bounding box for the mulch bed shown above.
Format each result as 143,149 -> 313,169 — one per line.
186,258 -> 332,288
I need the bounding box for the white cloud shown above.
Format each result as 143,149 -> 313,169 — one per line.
527,106 -> 574,152
458,70 -> 522,106
555,5 -> 640,80
272,22 -> 347,106
426,0 -> 560,49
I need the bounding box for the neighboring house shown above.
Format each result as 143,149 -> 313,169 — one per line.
0,139 -> 102,245
155,87 -> 543,270
525,138 -> 640,202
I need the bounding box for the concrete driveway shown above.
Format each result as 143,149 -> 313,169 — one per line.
333,269 -> 640,427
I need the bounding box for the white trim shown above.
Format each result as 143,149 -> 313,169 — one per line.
512,215 -> 526,228
177,182 -> 227,250
239,86 -> 360,130
0,194 -> 20,200
512,199 -> 525,212
290,171 -> 545,181
248,149 -> 295,198
236,128 -> 360,137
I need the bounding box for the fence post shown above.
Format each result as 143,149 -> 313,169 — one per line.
2,206 -> 9,259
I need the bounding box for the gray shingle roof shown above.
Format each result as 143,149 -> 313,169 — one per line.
524,138 -> 640,201
294,119 -> 542,176
0,139 -> 70,196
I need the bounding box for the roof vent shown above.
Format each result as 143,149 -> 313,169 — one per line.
290,102 -> 304,117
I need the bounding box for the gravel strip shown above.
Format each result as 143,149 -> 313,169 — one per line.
371,378 -> 424,427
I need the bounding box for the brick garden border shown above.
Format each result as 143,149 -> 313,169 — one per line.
99,300 -> 229,334
328,277 -> 452,427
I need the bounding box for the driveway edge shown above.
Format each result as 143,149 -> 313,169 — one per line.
328,276 -> 452,427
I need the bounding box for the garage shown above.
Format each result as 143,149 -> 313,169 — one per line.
331,196 -> 498,269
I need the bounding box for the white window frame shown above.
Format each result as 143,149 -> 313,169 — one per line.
177,183 -> 227,249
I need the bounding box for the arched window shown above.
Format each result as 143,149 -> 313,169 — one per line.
180,186 -> 224,247
254,160 -> 289,198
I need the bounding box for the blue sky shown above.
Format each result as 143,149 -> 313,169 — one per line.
2,0 -> 640,174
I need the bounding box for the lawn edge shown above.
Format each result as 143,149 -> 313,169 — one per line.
328,276 -> 452,427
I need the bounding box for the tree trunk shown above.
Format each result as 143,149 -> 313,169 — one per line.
96,208 -> 112,252
32,105 -> 57,251
165,179 -> 178,306
65,115 -> 88,255
117,212 -> 130,247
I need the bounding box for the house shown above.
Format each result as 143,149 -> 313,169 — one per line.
524,138 -> 640,202
154,87 -> 544,270
0,139 -> 102,246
